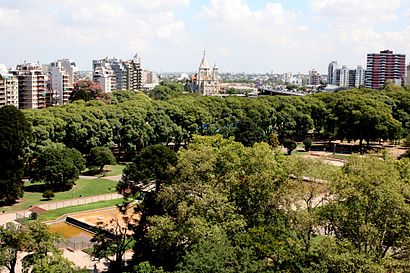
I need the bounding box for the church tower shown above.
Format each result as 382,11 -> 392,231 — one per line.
195,50 -> 219,96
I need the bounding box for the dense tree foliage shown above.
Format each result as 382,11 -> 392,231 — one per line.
122,136 -> 409,273
21,88 -> 410,161
0,221 -> 87,273
31,146 -> 85,190
2,86 -> 410,272
0,106 -> 32,205
69,79 -> 108,102
119,144 -> 177,196
88,147 -> 116,172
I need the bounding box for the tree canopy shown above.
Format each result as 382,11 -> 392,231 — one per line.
0,105 -> 32,205
31,146 -> 85,191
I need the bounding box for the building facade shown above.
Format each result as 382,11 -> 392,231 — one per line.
43,59 -> 78,106
308,69 -> 320,85
327,61 -> 365,88
93,65 -> 114,93
92,53 -> 143,92
192,51 -> 220,96
0,65 -> 18,108
327,61 -> 339,85
366,50 -> 406,89
11,63 -> 47,109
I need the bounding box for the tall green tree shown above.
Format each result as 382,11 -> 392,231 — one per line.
119,144 -> 177,196
32,146 -> 85,191
320,155 -> 410,269
88,146 -> 116,172
0,105 -> 32,205
0,221 -> 85,273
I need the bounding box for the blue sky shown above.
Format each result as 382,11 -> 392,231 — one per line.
0,0 -> 409,73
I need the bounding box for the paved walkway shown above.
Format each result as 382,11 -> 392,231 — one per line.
0,192 -> 123,226
0,250 -> 133,273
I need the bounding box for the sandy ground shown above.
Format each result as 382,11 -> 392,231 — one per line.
70,206 -> 140,235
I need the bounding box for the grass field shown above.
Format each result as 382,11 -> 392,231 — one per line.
38,199 -> 123,221
1,178 -> 119,213
82,164 -> 126,177
100,164 -> 126,177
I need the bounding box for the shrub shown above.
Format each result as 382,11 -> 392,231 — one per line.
303,138 -> 313,151
283,139 -> 297,155
42,190 -> 55,200
267,133 -> 280,148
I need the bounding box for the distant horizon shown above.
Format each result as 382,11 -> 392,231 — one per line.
1,0 -> 409,73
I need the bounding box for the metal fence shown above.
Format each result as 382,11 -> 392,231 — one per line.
56,239 -> 95,250
38,193 -> 122,211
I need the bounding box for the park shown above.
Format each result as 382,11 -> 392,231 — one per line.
1,85 -> 410,272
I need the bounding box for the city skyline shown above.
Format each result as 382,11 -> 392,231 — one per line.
1,0 -> 410,73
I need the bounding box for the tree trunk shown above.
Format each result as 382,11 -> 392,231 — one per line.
359,139 -> 363,155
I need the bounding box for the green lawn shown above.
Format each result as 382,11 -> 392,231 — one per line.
38,199 -> 123,221
82,164 -> 127,177
1,178 -> 119,213
101,164 -> 126,177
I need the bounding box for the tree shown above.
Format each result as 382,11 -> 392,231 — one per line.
267,133 -> 280,149
176,234 -> 265,273
283,139 -> 297,155
88,147 -> 116,173
92,205 -> 139,272
118,144 -> 177,196
0,222 -> 28,273
70,80 -> 108,102
0,105 -> 32,205
319,155 -> 410,269
327,93 -> 401,150
148,85 -> 172,100
303,138 -> 313,151
131,136 -> 288,270
0,221 -> 84,273
42,190 -> 55,200
234,117 -> 266,147
32,146 -> 85,191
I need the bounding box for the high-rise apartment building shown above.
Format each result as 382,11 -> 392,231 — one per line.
43,59 -> 78,105
327,61 -> 339,85
93,65 -> 114,93
339,65 -> 349,87
308,69 -> 320,85
406,63 -> 410,86
92,53 -> 143,92
11,63 -> 47,109
366,50 -> 406,89
0,64 -> 18,108
327,61 -> 365,88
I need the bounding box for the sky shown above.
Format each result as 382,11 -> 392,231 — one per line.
1,0 -> 410,73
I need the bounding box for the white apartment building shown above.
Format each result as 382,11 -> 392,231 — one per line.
93,65 -> 113,93
92,53 -> 143,92
327,61 -> 339,85
328,61 -> 365,88
43,59 -> 78,105
0,64 -> 18,108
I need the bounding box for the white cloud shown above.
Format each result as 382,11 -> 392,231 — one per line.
310,0 -> 402,23
0,0 -> 189,70
198,0 -> 314,72
131,0 -> 190,11
308,0 -> 410,60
